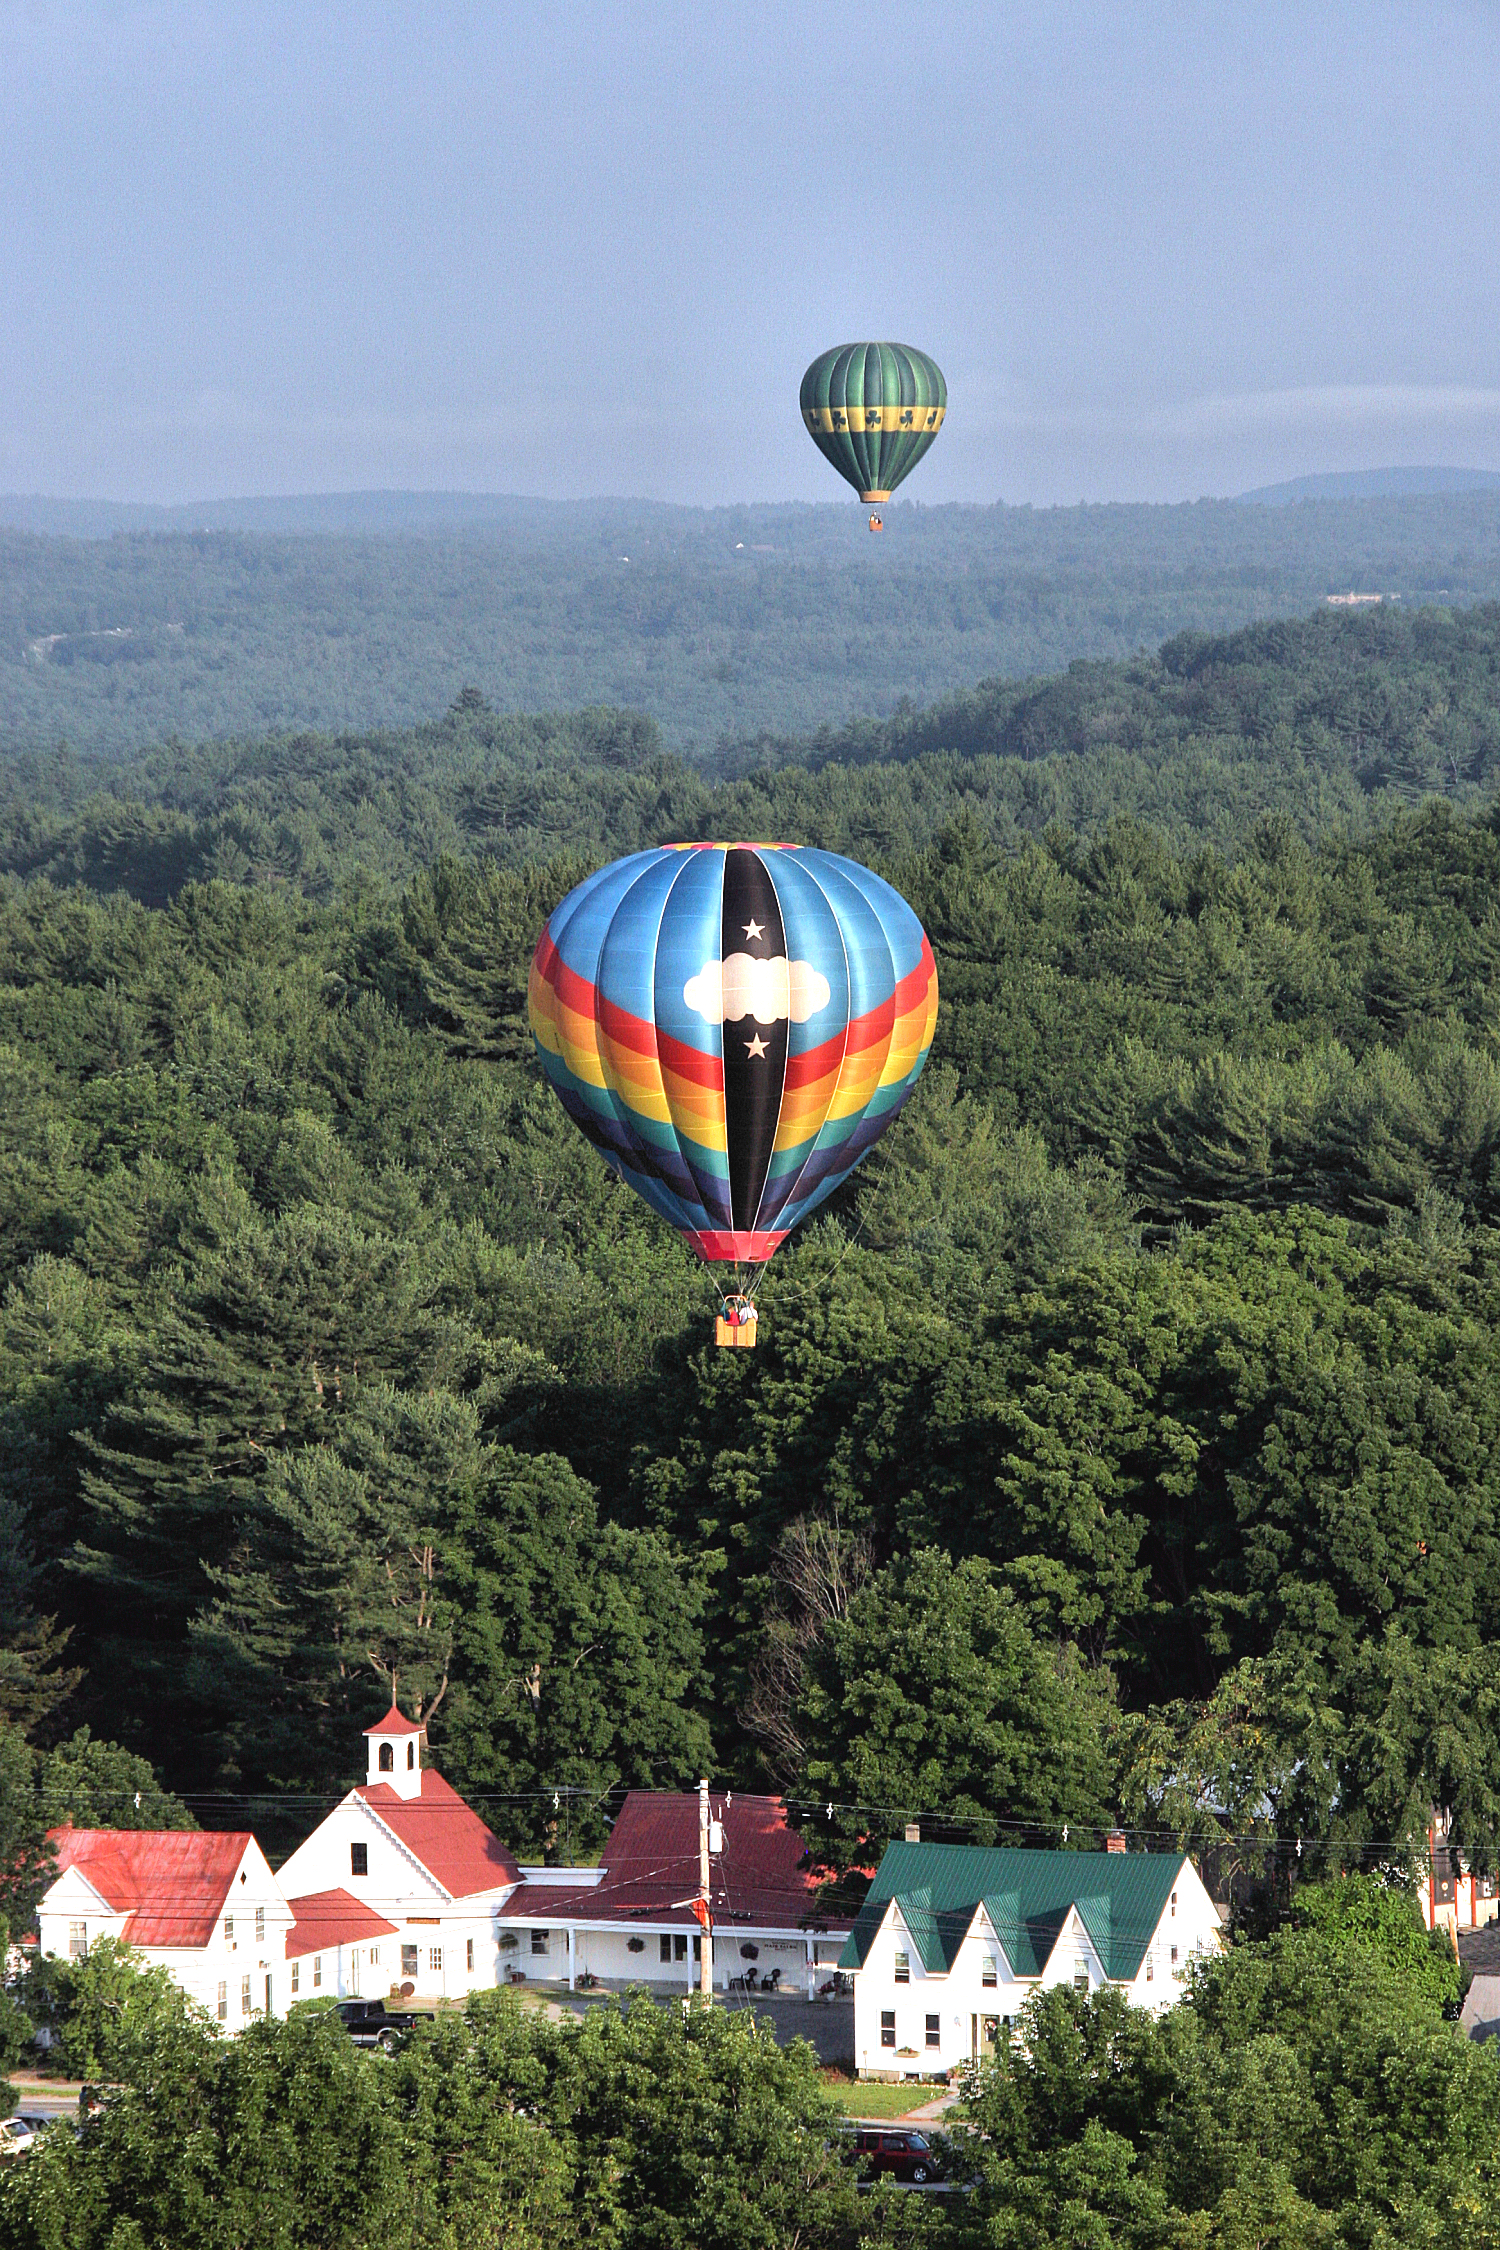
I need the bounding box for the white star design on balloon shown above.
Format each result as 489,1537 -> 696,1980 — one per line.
743,919 -> 764,941
745,1033 -> 769,1059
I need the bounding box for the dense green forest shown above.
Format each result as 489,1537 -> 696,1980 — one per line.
5,603 -> 1500,905
8,487 -> 1500,757
2,605 -> 1500,1887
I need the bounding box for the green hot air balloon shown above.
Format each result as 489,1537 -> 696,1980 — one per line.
800,341 -> 947,505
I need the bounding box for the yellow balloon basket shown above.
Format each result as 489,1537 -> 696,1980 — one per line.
715,1308 -> 758,1349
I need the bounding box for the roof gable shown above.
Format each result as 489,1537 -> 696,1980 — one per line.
594,1791 -> 828,1929
497,1792 -> 842,1932
355,1771 -> 519,1899
46,1829 -> 255,1950
841,1843 -> 1184,1981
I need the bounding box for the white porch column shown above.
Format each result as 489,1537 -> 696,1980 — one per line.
568,1925 -> 575,1991
805,1935 -> 815,1999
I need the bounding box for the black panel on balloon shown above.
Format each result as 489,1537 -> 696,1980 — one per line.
721,849 -> 788,1234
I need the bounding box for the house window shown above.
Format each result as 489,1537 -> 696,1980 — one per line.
67,1921 -> 88,1961
241,1975 -> 252,2016
894,1950 -> 910,1984
925,2013 -> 941,2048
351,1842 -> 368,1878
313,1955 -> 322,1989
531,1929 -> 548,1955
1073,1963 -> 1089,1994
467,1939 -> 474,1972
290,1960 -> 299,1994
660,1934 -> 672,1963
981,1955 -> 997,1988
370,1946 -> 379,1967
693,1935 -> 701,1962
223,1915 -> 234,1944
379,1743 -> 394,1772
1170,1892 -> 1177,1918
255,1907 -> 265,1943
407,1742 -> 416,1770
880,2009 -> 896,2048
217,1980 -> 228,2022
1170,1945 -> 1179,1967
1145,1954 -> 1154,1983
402,1944 -> 418,1979
429,1947 -> 442,1974
674,1934 -> 687,1961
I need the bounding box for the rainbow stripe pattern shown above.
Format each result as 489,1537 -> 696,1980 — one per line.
528,844 -> 938,1263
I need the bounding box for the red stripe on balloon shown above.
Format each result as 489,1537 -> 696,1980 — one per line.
656,1024 -> 725,1089
596,993 -> 660,1057
687,1228 -> 789,1262
842,992 -> 898,1054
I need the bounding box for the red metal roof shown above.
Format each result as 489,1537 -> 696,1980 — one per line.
354,1770 -> 519,1898
364,1705 -> 424,1738
285,1888 -> 399,1960
501,1793 -> 847,1931
48,1827 -> 251,1949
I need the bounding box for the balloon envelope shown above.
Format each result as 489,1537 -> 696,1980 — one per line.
529,845 -> 938,1262
800,342 -> 947,502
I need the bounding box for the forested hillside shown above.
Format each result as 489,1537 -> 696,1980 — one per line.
4,603 -> 1500,906
7,486 -> 1500,757
3,600 -> 1500,1870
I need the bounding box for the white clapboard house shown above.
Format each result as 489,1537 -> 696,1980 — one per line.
842,1834 -> 1222,2078
38,1827 -> 295,2029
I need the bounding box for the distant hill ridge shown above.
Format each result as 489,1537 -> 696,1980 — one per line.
1238,466 -> 1500,506
9,472 -> 1500,538
7,487 -> 1500,759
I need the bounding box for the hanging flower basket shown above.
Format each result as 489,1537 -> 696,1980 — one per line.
627,1937 -> 645,1953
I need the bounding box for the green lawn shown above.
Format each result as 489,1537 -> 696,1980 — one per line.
819,2074 -> 948,2118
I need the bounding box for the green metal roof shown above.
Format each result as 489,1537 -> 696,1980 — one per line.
838,1842 -> 1187,1982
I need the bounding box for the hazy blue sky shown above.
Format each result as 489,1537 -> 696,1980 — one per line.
3,1 -> 1499,506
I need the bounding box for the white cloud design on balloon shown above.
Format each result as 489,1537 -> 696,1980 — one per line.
683,954 -> 832,1026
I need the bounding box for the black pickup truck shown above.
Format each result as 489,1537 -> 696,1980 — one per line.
334,1999 -> 435,2052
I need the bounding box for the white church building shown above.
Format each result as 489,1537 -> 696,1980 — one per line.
273,1706 -> 521,2000
33,1702 -> 849,2018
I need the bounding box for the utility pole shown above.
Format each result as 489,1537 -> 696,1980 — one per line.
698,1777 -> 713,2002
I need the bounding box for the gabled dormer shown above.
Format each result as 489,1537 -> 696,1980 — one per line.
364,1704 -> 425,1802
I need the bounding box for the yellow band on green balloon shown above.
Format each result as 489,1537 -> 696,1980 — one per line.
803,405 -> 946,435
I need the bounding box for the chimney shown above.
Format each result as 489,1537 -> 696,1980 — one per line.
1105,1828 -> 1127,1854
904,1821 -> 921,1844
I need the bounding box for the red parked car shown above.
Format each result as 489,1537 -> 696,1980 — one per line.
853,2127 -> 936,2183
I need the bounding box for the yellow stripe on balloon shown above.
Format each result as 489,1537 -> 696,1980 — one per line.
600,1038 -> 674,1118
772,1068 -> 843,1151
802,405 -> 946,434
558,1004 -> 608,1090
880,1006 -> 932,1086
825,1048 -> 889,1122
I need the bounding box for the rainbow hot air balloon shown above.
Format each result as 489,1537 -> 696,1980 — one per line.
800,341 -> 947,507
528,845 -> 938,1343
